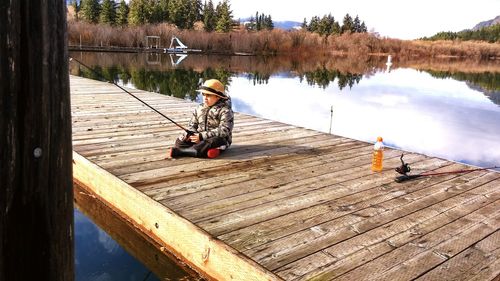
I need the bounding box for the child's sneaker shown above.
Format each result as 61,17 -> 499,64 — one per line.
207,148 -> 220,159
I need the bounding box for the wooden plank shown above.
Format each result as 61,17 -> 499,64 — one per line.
118,130 -> 331,185
166,141 -> 371,211
181,149 -> 419,223
142,142 -> 367,203
196,154 -> 436,236
219,159 -> 457,252
415,230 -> 500,281
282,175 -> 499,280
73,151 -> 282,281
371,203 -> 500,281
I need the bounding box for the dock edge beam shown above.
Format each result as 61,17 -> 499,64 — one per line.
72,151 -> 282,281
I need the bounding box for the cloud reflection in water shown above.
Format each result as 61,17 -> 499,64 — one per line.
228,68 -> 500,168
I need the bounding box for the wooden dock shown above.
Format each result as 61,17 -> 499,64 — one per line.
71,75 -> 500,281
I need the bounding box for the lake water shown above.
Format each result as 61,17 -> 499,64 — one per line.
70,52 -> 500,280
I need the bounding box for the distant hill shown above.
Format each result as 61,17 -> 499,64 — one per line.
472,15 -> 500,30
273,21 -> 302,30
239,17 -> 302,30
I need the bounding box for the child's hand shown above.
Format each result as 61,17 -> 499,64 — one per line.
188,133 -> 201,143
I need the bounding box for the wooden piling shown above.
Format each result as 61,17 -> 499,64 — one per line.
0,0 -> 73,280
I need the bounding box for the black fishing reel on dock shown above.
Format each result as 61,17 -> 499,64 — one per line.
395,154 -> 411,175
394,154 -> 421,183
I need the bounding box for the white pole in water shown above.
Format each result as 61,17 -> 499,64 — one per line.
329,105 -> 333,134
386,55 -> 392,72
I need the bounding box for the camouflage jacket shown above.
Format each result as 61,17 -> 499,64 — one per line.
185,98 -> 234,146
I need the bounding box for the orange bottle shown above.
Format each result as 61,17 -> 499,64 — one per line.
371,136 -> 384,172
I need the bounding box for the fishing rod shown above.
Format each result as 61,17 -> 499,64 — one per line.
394,154 -> 499,183
69,56 -> 194,134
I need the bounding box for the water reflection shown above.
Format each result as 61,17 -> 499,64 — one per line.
74,184 -> 199,281
426,70 -> 500,105
229,68 -> 500,169
75,209 -> 160,281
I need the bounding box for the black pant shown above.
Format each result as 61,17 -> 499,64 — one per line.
175,136 -> 228,157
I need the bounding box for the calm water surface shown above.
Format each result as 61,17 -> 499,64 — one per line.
71,52 -> 500,280
228,68 -> 500,168
75,209 -> 161,281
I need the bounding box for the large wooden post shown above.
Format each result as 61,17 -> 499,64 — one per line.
0,0 -> 73,280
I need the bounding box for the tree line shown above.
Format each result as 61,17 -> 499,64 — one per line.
71,0 -> 368,35
423,24 -> 500,43
302,13 -> 367,36
245,12 -> 274,31
72,0 -> 236,32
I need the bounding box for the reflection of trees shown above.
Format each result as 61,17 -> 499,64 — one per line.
240,69 -> 363,89
244,72 -> 271,85
130,69 -> 201,100
426,70 -> 500,106
75,66 -> 233,101
302,68 -> 363,90
427,71 -> 500,92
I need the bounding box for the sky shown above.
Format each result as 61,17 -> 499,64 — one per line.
216,0 -> 500,39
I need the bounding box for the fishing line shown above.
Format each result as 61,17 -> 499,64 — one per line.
69,56 -> 193,134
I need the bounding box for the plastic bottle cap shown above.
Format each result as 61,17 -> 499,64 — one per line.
377,136 -> 383,142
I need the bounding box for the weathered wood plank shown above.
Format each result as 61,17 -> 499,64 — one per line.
281,175 -> 499,280
219,159 -> 457,252
183,150 -> 421,223
154,139 -> 372,207
415,229 -> 500,281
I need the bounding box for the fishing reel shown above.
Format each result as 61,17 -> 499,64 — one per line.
395,154 -> 411,175
394,154 -> 422,183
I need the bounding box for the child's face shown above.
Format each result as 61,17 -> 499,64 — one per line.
203,93 -> 220,107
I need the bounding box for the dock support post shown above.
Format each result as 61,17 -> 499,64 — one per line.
0,0 -> 74,280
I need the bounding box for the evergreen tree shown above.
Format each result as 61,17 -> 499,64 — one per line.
116,0 -> 129,26
128,0 -> 150,25
149,0 -> 170,23
194,0 -> 203,21
168,0 -> 189,28
265,15 -> 273,30
202,0 -> 216,31
215,0 -> 233,32
360,21 -> 367,32
80,0 -> 100,23
70,0 -> 80,20
100,0 -> 116,25
353,15 -> 361,32
301,17 -> 308,30
308,16 -> 319,32
185,0 -> 202,29
255,12 -> 261,31
332,21 -> 341,34
318,14 -> 335,36
341,13 -> 353,34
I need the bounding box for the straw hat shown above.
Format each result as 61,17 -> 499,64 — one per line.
198,79 -> 227,99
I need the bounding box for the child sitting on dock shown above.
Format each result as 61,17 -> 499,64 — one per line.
167,79 -> 234,159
